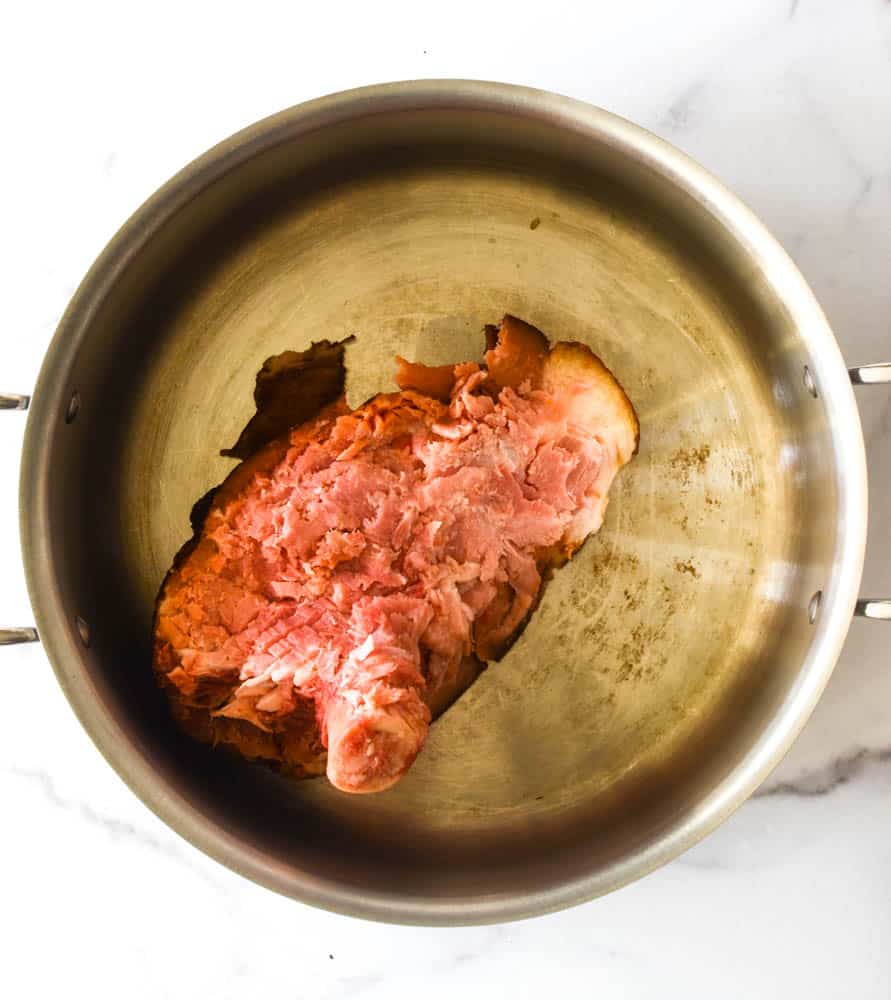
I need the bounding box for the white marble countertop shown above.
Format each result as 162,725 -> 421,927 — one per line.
2,1 -> 891,996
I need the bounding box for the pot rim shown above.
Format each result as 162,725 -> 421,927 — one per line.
19,80 -> 868,924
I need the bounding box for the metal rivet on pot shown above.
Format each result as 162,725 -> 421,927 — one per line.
802,366 -> 818,398
75,616 -> 91,647
808,590 -> 822,624
65,391 -> 81,424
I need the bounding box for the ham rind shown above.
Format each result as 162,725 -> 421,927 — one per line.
153,316 -> 639,794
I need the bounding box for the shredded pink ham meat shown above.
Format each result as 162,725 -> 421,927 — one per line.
154,317 -> 638,793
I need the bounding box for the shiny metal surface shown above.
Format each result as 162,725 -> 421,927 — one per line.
0,627 -> 39,645
850,369 -> 891,622
16,82 -> 876,923
1,393 -> 30,410
850,364 -> 891,385
856,600 -> 891,620
1,398 -> 37,643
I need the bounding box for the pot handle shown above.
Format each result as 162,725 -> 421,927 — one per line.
0,628 -> 39,645
0,393 -> 30,410
850,363 -> 891,385
2,394 -> 38,645
856,600 -> 891,620
850,364 -> 891,619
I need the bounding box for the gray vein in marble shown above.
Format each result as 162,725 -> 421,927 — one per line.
322,974 -> 384,1000
674,850 -> 730,872
787,0 -> 800,20
882,391 -> 891,435
5,765 -> 228,890
863,387 -> 891,450
658,78 -> 707,133
792,74 -> 872,185
849,175 -> 875,218
755,745 -> 891,798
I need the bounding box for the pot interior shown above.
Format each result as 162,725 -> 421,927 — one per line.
29,93 -> 847,920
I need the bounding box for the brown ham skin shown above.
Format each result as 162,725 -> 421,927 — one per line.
153,316 -> 638,792
393,359 -> 456,403
395,316 -> 550,401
